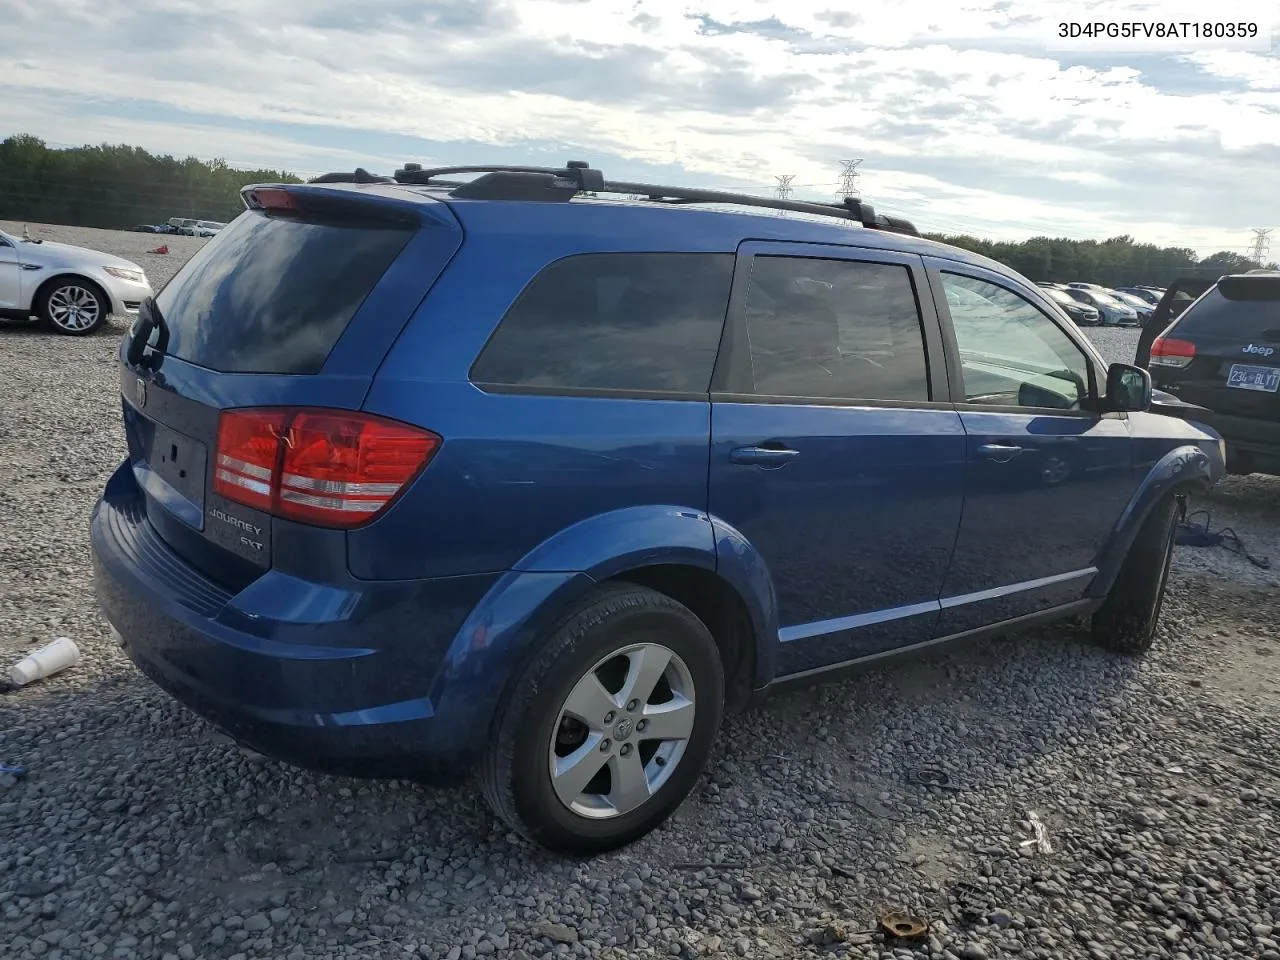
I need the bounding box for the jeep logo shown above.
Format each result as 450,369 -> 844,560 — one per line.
1243,343 -> 1275,357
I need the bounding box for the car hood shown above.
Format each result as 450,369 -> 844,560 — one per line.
15,239 -> 145,273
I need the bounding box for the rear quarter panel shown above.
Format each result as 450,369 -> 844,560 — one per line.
354,203 -> 742,581
350,383 -> 714,579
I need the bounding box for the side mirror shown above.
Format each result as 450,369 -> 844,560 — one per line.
1106,363 -> 1152,412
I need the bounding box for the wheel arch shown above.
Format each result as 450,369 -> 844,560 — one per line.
604,563 -> 759,714
1088,443 -> 1217,599
34,272 -> 114,322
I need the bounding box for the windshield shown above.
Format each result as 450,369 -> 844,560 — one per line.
1089,292 -> 1123,307
1045,289 -> 1077,306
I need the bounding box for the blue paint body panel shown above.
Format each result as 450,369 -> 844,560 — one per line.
709,402 -> 966,674
90,181 -> 1227,784
935,409 -> 1134,634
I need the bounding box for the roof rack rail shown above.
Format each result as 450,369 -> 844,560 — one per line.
389,160 -> 920,237
308,168 -> 396,184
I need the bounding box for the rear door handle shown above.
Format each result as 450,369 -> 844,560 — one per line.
977,443 -> 1024,463
730,445 -> 800,467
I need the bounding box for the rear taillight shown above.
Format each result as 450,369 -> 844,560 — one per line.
213,408 -> 440,528
1150,337 -> 1196,369
214,409 -> 288,512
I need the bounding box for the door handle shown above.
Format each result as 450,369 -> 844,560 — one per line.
730,444 -> 800,467
977,443 -> 1024,463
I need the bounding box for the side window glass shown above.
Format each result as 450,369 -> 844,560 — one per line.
941,273 -> 1093,410
743,256 -> 930,402
470,253 -> 734,394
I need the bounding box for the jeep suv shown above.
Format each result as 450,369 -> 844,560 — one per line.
91,162 -> 1224,854
1148,272 -> 1280,476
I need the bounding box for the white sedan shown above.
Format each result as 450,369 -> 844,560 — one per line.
0,228 -> 154,335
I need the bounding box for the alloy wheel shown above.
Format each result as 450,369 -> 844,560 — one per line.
549,642 -> 696,819
47,285 -> 102,332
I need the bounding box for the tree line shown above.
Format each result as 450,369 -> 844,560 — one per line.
0,134 -> 1272,286
0,134 -> 303,229
924,231 -> 1273,289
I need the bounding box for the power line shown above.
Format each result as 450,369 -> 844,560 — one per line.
836,159 -> 863,202
1249,228 -> 1272,264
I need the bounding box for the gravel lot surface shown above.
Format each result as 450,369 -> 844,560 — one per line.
2,224 -> 1279,960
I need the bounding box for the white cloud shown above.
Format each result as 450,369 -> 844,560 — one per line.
0,0 -> 1276,254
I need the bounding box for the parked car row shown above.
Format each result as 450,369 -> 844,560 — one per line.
1035,281 -> 1164,327
134,217 -> 226,237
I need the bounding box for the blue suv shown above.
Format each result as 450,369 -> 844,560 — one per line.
91,162 -> 1224,854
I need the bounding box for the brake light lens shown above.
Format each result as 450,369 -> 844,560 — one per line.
255,189 -> 294,209
213,408 -> 440,528
214,410 -> 286,512
1150,337 -> 1196,369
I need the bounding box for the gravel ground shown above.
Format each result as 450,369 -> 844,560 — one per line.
3,224 -> 1280,960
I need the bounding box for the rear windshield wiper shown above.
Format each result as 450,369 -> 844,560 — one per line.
126,297 -> 170,371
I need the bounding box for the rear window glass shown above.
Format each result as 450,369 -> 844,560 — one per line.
1172,287 -> 1280,339
470,253 -> 734,394
154,209 -> 414,374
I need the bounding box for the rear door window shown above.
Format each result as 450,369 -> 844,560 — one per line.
154,209 -> 415,374
470,253 -> 735,394
739,256 -> 932,402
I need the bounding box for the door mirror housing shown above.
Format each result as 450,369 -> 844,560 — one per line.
1105,363 -> 1152,412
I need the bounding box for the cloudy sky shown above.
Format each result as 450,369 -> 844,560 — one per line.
1,0 -> 1277,255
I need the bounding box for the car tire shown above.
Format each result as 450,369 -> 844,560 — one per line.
480,582 -> 725,855
37,278 -> 110,335
1091,494 -> 1179,655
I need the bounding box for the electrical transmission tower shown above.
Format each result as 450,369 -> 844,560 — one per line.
1249,228 -> 1273,265
774,175 -> 795,216
836,159 -> 863,201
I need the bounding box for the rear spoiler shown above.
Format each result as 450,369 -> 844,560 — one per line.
239,184 -> 422,226
1218,274 -> 1280,301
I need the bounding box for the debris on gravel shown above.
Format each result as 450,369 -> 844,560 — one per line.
2,226 -> 1279,960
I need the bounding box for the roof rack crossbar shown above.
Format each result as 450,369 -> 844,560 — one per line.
394,160 -> 604,192
384,160 -> 920,236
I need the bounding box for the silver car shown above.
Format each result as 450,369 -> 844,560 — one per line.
0,228 -> 153,335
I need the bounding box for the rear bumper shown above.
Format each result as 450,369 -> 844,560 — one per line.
1214,413 -> 1280,473
90,463 -> 500,782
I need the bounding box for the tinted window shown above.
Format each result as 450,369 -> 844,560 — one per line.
154,210 -> 414,374
1171,287 -> 1280,339
741,257 -> 930,402
471,253 -> 734,393
942,273 -> 1092,410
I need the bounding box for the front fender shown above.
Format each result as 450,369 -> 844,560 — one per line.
1088,443 -> 1218,599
